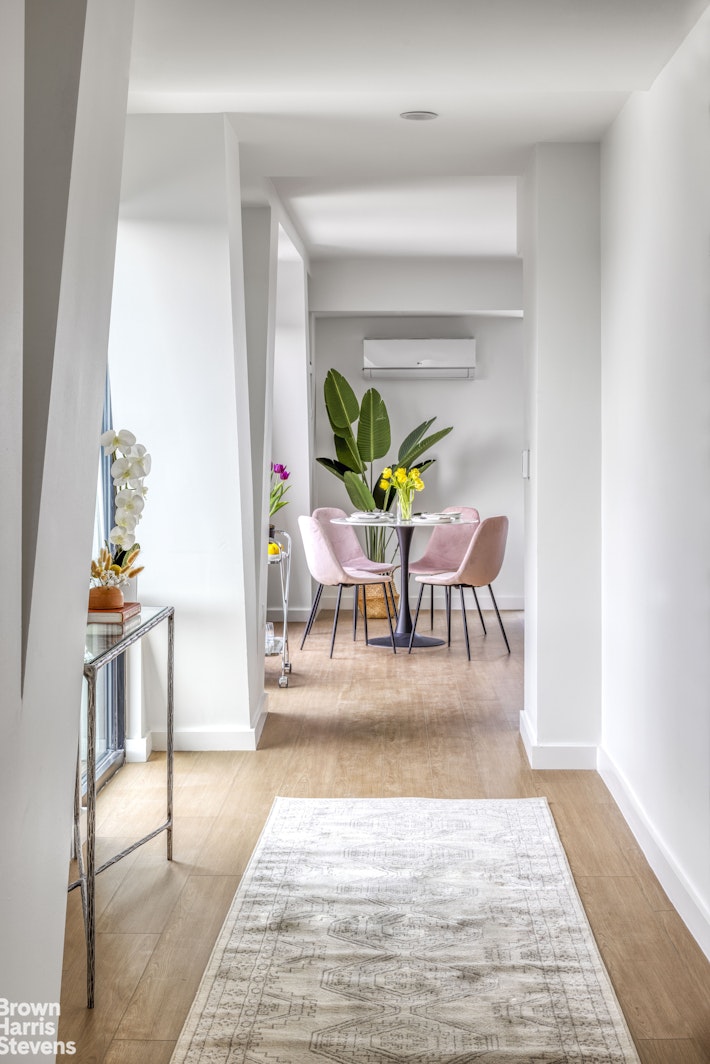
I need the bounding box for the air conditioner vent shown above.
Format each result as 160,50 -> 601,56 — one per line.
363,338 -> 476,380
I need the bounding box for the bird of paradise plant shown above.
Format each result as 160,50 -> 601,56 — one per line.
317,368 -> 452,560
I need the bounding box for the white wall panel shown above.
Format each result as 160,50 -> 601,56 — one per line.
601,9 -> 710,955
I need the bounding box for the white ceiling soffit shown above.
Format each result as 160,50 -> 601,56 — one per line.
129,1 -> 708,106
127,0 -> 710,260
271,177 -> 519,259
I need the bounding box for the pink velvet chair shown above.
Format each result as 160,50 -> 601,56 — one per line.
298,515 -> 397,657
408,506 -> 480,627
408,515 -> 510,657
313,506 -> 398,623
313,507 -> 396,575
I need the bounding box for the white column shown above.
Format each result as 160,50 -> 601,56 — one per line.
241,205 -> 279,667
109,116 -> 268,749
268,229 -> 313,620
519,144 -> 602,768
0,0 -> 134,1011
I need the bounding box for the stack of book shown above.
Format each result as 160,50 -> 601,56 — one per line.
87,601 -> 141,626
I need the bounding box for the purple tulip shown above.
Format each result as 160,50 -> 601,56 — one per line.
272,463 -> 284,475
280,469 -> 290,481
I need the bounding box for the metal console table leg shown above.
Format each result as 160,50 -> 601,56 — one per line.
69,605 -> 175,1008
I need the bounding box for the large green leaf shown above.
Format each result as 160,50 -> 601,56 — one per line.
397,419 -> 435,465
315,457 -> 352,482
324,368 -> 359,430
399,426 -> 453,469
357,388 -> 391,463
335,432 -> 365,473
343,471 -> 377,511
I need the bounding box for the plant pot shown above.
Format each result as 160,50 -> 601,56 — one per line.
88,585 -> 124,610
359,583 -> 399,619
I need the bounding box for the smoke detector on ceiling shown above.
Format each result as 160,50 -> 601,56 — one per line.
400,110 -> 438,121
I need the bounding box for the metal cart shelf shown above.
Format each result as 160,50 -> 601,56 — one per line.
267,528 -> 292,687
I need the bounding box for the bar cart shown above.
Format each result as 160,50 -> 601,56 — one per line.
267,528 -> 292,687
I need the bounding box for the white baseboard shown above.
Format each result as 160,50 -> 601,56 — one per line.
519,710 -> 598,769
302,588 -> 524,613
151,695 -> 269,753
598,746 -> 710,962
267,607 -> 312,623
152,721 -> 266,752
125,734 -> 153,763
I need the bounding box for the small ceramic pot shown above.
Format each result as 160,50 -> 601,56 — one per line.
88,585 -> 124,610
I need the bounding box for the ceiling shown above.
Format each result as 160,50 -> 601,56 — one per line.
128,0 -> 709,260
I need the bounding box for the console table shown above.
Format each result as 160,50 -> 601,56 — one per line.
69,605 -> 174,1008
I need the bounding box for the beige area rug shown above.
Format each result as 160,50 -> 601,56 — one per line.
171,797 -> 640,1063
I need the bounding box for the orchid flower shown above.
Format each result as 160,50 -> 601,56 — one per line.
115,511 -> 138,531
115,490 -> 145,516
110,456 -> 134,485
100,428 -> 136,456
128,452 -> 151,482
91,427 -> 151,588
109,526 -> 136,550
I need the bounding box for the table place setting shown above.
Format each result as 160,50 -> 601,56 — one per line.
412,510 -> 462,523
349,510 -> 394,522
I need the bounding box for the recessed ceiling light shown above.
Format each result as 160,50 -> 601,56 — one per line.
400,110 -> 438,121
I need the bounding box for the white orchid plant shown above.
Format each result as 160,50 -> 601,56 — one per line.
90,428 -> 149,588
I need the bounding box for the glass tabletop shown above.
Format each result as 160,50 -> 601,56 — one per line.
332,515 -> 475,526
84,605 -> 172,668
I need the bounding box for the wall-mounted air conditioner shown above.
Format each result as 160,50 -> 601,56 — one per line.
363,338 -> 476,380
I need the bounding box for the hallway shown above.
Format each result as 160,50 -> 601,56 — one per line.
60,611 -> 710,1062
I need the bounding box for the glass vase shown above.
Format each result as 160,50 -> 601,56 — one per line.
396,488 -> 415,522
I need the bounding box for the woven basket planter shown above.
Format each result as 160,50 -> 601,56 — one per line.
359,583 -> 398,619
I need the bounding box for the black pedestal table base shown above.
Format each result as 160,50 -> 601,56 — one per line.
365,522 -> 444,650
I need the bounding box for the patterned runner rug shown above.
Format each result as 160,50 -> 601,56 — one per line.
171,797 -> 640,1063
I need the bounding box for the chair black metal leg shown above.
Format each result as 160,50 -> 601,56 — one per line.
353,585 -> 359,641
362,586 -> 369,645
408,583 -> 426,653
301,583 -> 323,648
382,583 -> 397,654
388,582 -> 399,621
330,585 -> 344,658
471,586 -> 486,634
460,584 -> 471,660
430,583 -> 434,629
489,584 -> 510,653
446,586 -> 452,646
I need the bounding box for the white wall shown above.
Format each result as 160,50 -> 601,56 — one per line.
600,9 -> 710,955
0,0 -> 23,729
310,256 -> 522,316
312,313 -> 524,611
109,115 -> 267,750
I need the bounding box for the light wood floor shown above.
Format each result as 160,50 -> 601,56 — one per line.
60,609 -> 710,1063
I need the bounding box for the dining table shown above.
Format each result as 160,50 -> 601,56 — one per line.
332,513 -> 477,650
